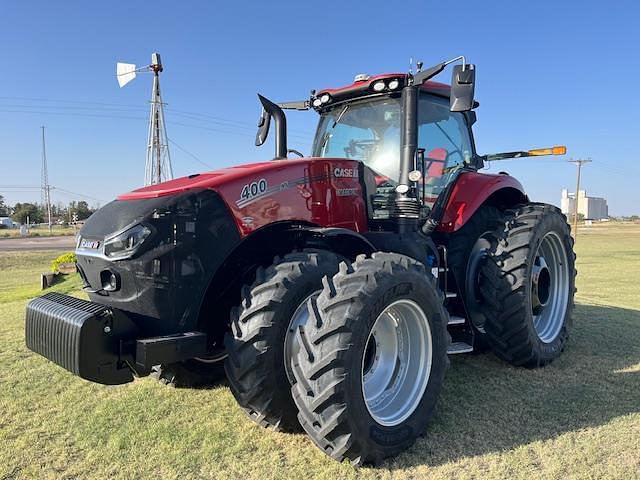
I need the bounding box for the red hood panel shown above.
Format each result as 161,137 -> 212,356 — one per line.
118,160 -> 310,200
117,157 -> 368,238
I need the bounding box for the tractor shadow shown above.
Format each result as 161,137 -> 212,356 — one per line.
384,303 -> 640,469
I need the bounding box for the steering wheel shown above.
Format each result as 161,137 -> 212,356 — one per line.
288,149 -> 304,158
345,139 -> 378,158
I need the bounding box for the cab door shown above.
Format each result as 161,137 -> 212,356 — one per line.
417,94 -> 475,208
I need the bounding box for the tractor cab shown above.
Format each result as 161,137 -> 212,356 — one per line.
310,78 -> 477,216
257,57 -> 480,233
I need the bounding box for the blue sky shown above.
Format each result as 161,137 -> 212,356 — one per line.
1,1 -> 639,215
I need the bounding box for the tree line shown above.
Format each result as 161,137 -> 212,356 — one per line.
0,194 -> 96,226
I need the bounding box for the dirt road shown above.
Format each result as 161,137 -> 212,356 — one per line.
0,236 -> 76,252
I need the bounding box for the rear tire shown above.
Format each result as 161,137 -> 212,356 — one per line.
479,203 -> 576,367
291,253 -> 450,465
225,250 -> 342,431
447,205 -> 504,347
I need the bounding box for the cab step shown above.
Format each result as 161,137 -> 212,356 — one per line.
447,341 -> 474,355
447,315 -> 466,326
445,291 -> 457,298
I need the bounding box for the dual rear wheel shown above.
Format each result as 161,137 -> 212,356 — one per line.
224,251 -> 450,464
478,203 -> 576,366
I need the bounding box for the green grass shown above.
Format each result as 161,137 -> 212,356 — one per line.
1,228 -> 639,479
0,251 -> 82,303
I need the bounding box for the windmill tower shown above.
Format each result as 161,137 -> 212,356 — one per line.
117,52 -> 173,185
40,126 -> 52,232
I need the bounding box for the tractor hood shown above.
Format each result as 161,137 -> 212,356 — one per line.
118,160 -> 310,200
114,156 -> 368,237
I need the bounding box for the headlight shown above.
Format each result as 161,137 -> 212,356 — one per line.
388,78 -> 400,90
104,224 -> 151,260
320,94 -> 331,104
372,80 -> 386,92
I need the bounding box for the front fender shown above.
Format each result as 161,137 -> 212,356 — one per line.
437,172 -> 527,233
285,226 -> 376,260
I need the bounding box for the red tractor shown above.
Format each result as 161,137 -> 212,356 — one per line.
26,57 -> 575,465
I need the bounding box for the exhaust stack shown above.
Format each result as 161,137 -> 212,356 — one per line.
255,94 -> 288,160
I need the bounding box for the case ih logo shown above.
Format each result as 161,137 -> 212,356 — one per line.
79,239 -> 101,249
333,167 -> 358,178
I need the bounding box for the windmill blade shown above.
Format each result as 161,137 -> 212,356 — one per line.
116,62 -> 137,88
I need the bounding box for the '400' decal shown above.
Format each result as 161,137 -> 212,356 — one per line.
240,179 -> 268,202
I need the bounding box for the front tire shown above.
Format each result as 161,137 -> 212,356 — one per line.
224,250 -> 342,431
291,253 -> 450,465
479,203 -> 576,367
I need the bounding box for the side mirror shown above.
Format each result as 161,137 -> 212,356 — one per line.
450,64 -> 475,112
255,108 -> 271,146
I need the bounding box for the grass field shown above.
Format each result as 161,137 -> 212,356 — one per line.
1,224 -> 639,479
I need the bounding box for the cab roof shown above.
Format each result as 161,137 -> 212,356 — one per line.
315,73 -> 450,99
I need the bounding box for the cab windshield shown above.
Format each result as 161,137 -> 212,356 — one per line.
311,96 -> 402,181
311,93 -> 473,206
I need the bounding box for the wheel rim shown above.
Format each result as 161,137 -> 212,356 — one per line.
531,231 -> 570,343
284,292 -> 319,384
361,299 -> 432,427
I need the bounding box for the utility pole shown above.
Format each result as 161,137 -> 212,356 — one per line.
41,126 -> 52,233
568,158 -> 592,242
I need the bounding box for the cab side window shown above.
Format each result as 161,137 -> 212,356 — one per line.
417,95 -> 472,173
417,95 -> 473,205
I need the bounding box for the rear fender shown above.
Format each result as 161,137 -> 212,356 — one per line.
437,172 -> 527,233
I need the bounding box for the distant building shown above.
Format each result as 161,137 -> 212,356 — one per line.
561,189 -> 608,220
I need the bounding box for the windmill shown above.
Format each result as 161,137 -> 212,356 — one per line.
116,52 -> 173,186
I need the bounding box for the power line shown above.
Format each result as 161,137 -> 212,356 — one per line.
0,106 -> 312,141
1,185 -> 106,203
0,99 -> 313,136
52,187 -> 106,203
0,103 -> 147,112
0,108 -> 146,121
168,139 -> 213,169
0,95 -> 148,109
0,95 -> 312,134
